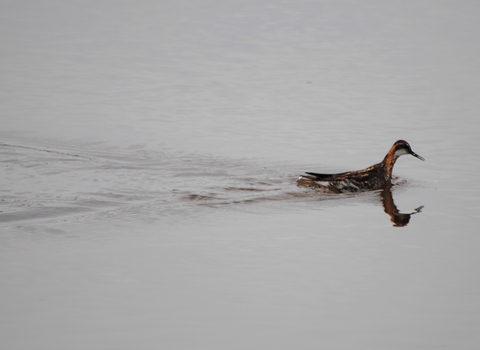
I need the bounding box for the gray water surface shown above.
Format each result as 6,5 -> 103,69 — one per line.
1,1 -> 480,349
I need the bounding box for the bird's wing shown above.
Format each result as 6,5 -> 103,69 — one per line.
304,164 -> 380,182
304,172 -> 344,181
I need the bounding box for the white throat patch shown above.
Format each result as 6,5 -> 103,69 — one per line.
394,148 -> 409,157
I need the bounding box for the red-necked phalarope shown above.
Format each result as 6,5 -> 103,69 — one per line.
298,140 -> 425,193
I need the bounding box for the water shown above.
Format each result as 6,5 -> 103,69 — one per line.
1,1 -> 480,349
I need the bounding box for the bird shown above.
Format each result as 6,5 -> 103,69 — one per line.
298,140 -> 425,193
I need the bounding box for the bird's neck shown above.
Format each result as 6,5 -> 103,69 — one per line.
382,150 -> 399,180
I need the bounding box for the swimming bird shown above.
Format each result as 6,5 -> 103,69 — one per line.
298,140 -> 425,193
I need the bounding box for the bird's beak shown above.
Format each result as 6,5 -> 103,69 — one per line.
411,151 -> 425,161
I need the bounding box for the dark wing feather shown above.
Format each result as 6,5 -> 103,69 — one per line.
301,163 -> 385,192
305,164 -> 381,182
304,171 -> 349,181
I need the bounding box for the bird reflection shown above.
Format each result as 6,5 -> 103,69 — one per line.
297,179 -> 423,227
381,184 -> 423,227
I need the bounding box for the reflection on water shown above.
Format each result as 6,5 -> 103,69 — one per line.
297,177 -> 424,227
381,184 -> 424,227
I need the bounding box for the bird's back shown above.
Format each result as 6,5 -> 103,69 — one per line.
302,163 -> 386,192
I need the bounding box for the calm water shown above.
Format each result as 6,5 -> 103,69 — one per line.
1,1 -> 480,349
